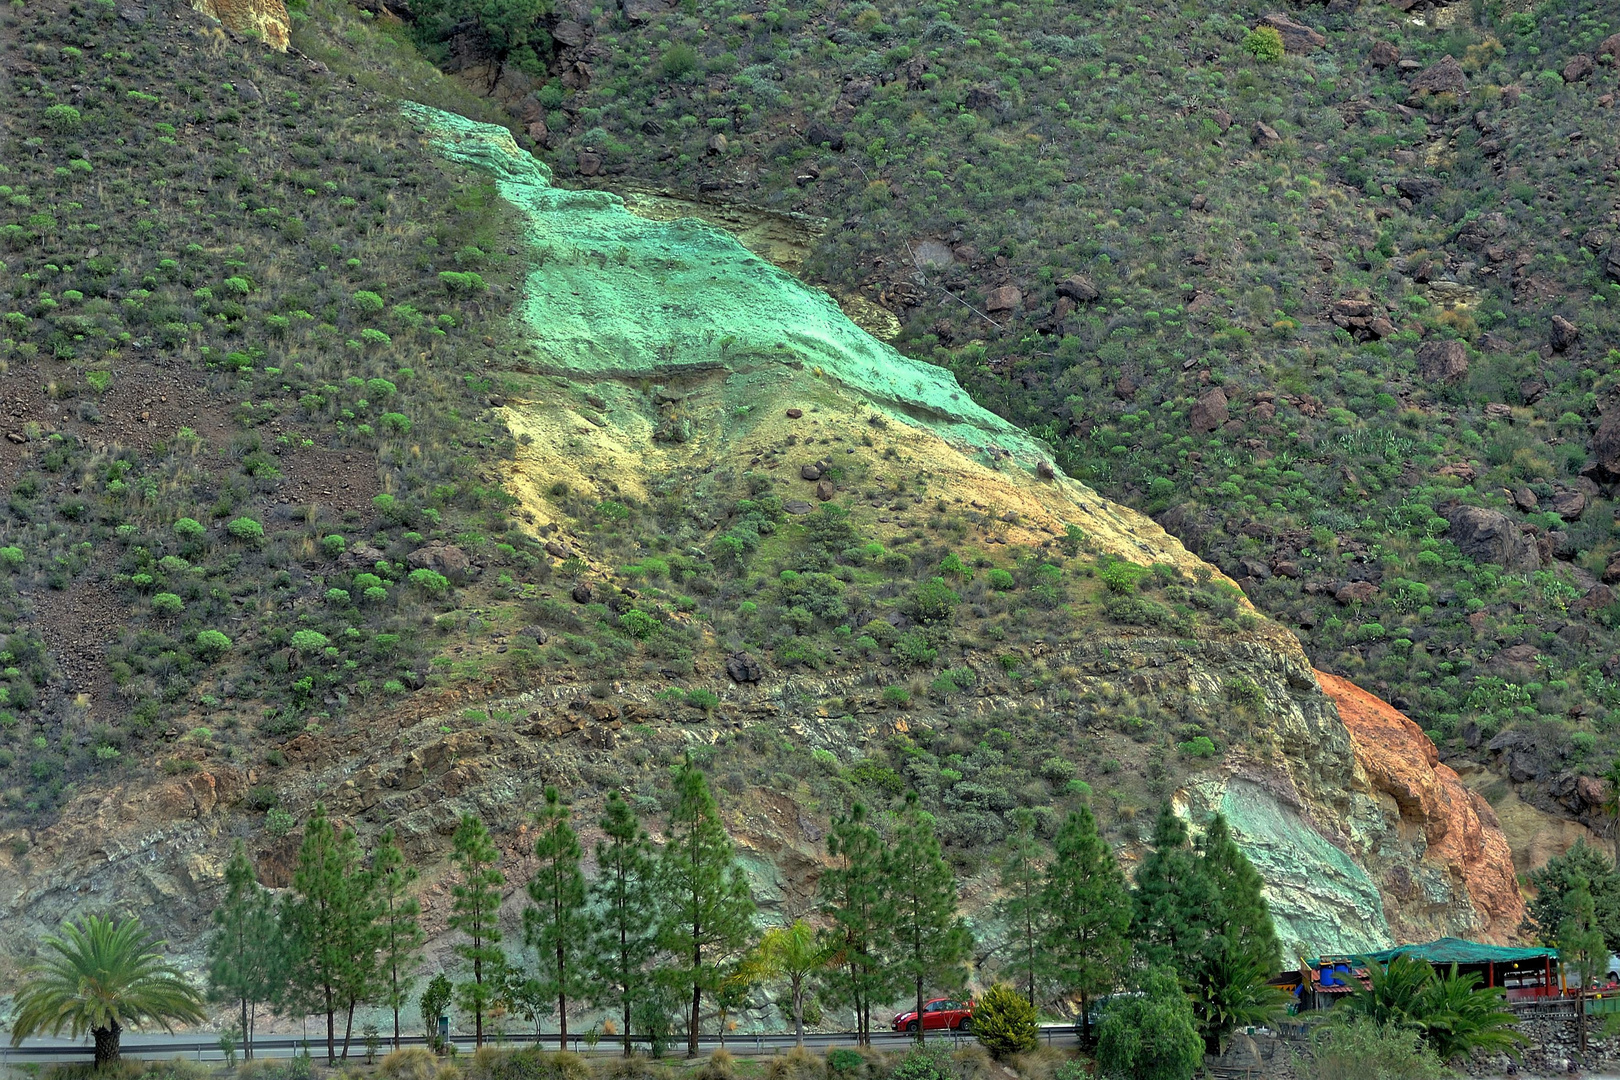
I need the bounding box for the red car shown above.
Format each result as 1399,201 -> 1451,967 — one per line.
892,998 -> 974,1032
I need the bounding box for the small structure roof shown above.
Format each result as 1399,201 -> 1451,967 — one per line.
1314,936 -> 1558,966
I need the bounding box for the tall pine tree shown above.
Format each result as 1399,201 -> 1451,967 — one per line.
817,802 -> 891,1046
1132,806 -> 1283,1055
524,786 -> 589,1050
994,809 -> 1047,1008
658,757 -> 757,1057
207,840 -> 280,1061
372,829 -> 424,1051
1040,806 -> 1130,1043
884,792 -> 972,1044
1560,876 -> 1608,1058
281,804 -> 376,1064
449,813 -> 507,1048
588,792 -> 660,1057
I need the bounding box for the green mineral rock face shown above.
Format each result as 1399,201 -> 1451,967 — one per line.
402,102 -> 1051,465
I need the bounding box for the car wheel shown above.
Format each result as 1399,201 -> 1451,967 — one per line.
956,1019 -> 972,1033
906,1021 -> 919,1032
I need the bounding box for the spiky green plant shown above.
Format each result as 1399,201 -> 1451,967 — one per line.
9,914 -> 205,1067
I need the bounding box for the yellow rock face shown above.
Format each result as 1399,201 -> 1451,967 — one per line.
192,0 -> 289,50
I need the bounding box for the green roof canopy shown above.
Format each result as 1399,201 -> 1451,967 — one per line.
1315,937 -> 1558,966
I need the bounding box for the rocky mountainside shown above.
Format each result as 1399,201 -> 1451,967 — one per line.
0,9 -> 1529,1001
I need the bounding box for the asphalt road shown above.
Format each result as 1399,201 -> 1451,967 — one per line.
3,1027 -> 1080,1064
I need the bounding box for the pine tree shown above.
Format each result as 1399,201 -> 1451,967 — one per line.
1132,807 -> 1284,1056
817,802 -> 891,1046
994,808 -> 1047,1008
884,792 -> 972,1044
524,786 -> 589,1050
658,757 -> 758,1057
1040,806 -> 1130,1044
449,813 -> 507,1048
207,840 -> 280,1061
588,792 -> 660,1057
282,804 -> 377,1063
1560,876 -> 1608,1058
1131,805 -> 1215,971
372,829 -> 424,1051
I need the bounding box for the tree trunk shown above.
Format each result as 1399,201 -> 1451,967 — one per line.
342,999 -> 356,1060
558,988 -> 568,1051
93,1022 -> 121,1068
326,985 -> 337,1064
241,996 -> 251,1063
394,1006 -> 401,1053
1578,986 -> 1588,1058
792,976 -> 804,1048
623,1001 -> 633,1058
689,981 -> 702,1057
916,976 -> 925,1045
1079,991 -> 1091,1048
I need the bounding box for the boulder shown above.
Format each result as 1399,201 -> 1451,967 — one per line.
1599,33 -> 1620,60
1548,488 -> 1587,524
1336,581 -> 1379,604
1551,314 -> 1580,351
1056,275 -> 1100,302
1329,297 -> 1395,340
1607,239 -> 1620,283
1369,41 -> 1400,68
1252,121 -> 1282,147
985,285 -> 1023,313
1442,505 -> 1542,571
1416,340 -> 1469,382
800,464 -> 823,481
705,133 -> 727,155
1407,55 -> 1467,103
551,19 -> 585,47
1594,410 -> 1620,474
1211,109 -> 1233,132
725,651 -> 763,683
576,151 -> 602,176
1190,388 -> 1229,433
622,0 -> 673,21
407,542 -> 470,574
1512,487 -> 1538,512
1563,54 -> 1595,82
1258,13 -> 1325,53
804,120 -> 844,151
1395,177 -> 1441,201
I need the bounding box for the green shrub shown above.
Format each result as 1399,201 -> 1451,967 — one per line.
1242,26 -> 1285,63
352,289 -> 385,313
43,104 -> 82,133
226,517 -> 265,542
321,534 -> 347,557
893,632 -> 938,668
986,568 -> 1016,591
290,629 -> 329,653
195,630 -> 233,658
1296,1016 -> 1446,1080
973,982 -> 1039,1060
660,43 -> 699,79
0,546 -> 23,569
409,568 -> 451,595
173,517 -> 206,541
151,592 -> 184,617
881,685 -> 912,707
1178,736 -> 1218,759
686,687 -> 720,711
909,577 -> 960,623
619,609 -> 660,639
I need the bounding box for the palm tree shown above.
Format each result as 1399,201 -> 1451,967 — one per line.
10,915 -> 206,1067
755,920 -> 828,1047
1343,953 -> 1524,1063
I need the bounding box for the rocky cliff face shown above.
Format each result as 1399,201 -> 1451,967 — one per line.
191,0 -> 289,50
1317,672 -> 1525,944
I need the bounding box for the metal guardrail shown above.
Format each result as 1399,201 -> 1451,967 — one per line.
1,1026 -> 1080,1064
